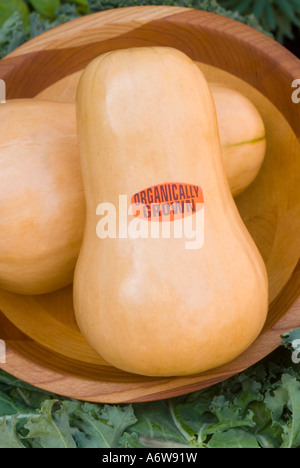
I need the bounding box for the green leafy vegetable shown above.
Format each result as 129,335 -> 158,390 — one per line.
23,400 -> 77,448
71,402 -> 137,448
0,12 -> 28,58
28,0 -> 61,20
0,0 -> 29,27
0,417 -> 26,448
0,389 -> 36,418
70,0 -> 90,13
208,428 -> 260,448
265,374 -> 300,448
121,401 -> 195,448
220,0 -> 300,42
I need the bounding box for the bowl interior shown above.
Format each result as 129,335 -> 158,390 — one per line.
0,7 -> 299,402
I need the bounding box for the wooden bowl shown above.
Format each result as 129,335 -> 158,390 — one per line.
0,6 -> 300,403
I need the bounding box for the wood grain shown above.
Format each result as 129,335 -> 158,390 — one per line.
0,6 -> 299,403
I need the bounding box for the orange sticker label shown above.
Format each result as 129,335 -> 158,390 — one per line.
131,183 -> 204,222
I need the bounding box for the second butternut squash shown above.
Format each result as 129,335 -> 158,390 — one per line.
0,99 -> 85,295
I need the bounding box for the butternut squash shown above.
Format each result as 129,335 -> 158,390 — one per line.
74,46 -> 269,377
0,99 -> 85,295
210,83 -> 266,197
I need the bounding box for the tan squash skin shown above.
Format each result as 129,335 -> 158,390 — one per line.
38,71 -> 266,197
210,83 -> 266,197
0,100 -> 85,295
74,47 -> 269,377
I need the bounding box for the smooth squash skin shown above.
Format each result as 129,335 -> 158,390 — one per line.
210,83 -> 266,197
0,99 -> 85,295
38,71 -> 266,197
75,46 -> 268,377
